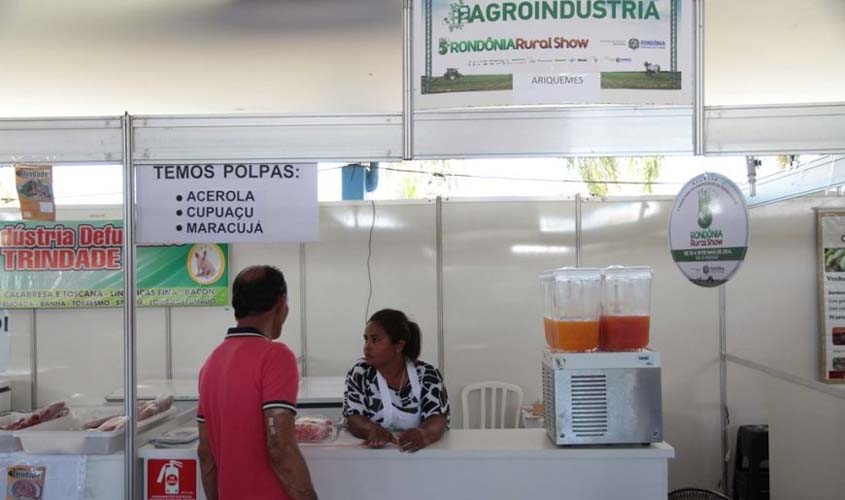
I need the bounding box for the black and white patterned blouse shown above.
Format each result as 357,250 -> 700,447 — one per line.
342,359 -> 450,427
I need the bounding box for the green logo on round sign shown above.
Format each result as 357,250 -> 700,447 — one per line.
697,189 -> 713,229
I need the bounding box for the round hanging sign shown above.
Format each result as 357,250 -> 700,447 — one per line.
668,172 -> 750,287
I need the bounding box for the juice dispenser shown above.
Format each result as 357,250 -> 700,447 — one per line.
600,266 -> 653,351
540,270 -> 555,348
549,267 -> 601,352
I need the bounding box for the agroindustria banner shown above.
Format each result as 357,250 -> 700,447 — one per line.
415,0 -> 691,107
0,220 -> 229,309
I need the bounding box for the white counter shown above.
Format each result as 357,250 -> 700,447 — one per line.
140,429 -> 674,500
105,376 -> 345,406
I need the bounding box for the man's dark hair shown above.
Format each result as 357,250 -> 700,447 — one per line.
232,265 -> 287,319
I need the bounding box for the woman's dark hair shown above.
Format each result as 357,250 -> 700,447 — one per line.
368,309 -> 421,361
232,265 -> 287,319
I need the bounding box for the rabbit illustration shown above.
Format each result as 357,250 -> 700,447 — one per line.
195,250 -> 216,278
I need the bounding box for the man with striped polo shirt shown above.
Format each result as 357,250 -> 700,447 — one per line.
197,265 -> 317,500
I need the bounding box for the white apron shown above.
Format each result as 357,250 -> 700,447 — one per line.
373,359 -> 422,431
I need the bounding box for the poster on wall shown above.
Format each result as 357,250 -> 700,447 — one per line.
414,0 -> 692,108
668,173 -> 749,287
0,220 -> 229,309
817,210 -> 845,384
15,164 -> 55,221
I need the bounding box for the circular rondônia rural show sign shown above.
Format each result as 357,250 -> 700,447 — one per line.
668,173 -> 750,287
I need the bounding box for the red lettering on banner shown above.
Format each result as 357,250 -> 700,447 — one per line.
0,248 -> 122,271
1,223 -> 124,272
78,224 -> 123,247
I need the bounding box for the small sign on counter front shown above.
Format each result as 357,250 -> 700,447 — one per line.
136,163 -> 318,244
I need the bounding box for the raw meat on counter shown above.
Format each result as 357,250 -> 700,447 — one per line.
138,395 -> 175,420
83,414 -> 121,430
95,415 -> 129,432
294,417 -> 335,443
84,395 -> 176,432
0,401 -> 68,431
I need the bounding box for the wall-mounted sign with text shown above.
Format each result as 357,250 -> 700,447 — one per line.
415,0 -> 691,108
0,220 -> 229,308
668,173 -> 749,288
136,163 -> 318,244
817,210 -> 845,384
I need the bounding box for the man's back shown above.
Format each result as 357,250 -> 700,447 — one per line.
198,327 -> 298,500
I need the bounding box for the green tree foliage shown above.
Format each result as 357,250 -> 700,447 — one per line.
566,157 -> 619,196
627,156 -> 662,194
393,160 -> 455,199
777,155 -> 798,170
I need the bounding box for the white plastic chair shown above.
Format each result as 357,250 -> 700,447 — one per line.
461,381 -> 524,429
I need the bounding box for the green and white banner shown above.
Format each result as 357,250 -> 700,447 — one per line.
415,0 -> 691,107
668,173 -> 749,288
0,220 -> 229,308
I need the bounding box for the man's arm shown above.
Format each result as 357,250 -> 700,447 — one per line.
197,422 -> 218,500
265,409 -> 318,500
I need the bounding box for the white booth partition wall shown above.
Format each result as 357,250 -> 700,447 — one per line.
725,194 -> 845,500
441,199 -> 577,428
305,202 -> 439,376
580,198 -> 722,488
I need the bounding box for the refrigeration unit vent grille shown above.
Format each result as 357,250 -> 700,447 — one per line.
570,374 -> 608,437
542,364 -> 555,439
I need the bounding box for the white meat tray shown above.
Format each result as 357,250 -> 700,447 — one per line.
0,413 -> 28,452
16,407 -> 176,455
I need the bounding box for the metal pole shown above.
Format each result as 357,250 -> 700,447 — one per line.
165,307 -> 173,380
719,286 -> 729,495
122,112 -> 138,500
436,196 -> 445,375
402,0 -> 414,160
575,194 -> 582,267
29,310 -> 37,408
424,0 -> 432,94
693,0 -> 705,155
299,243 -> 308,377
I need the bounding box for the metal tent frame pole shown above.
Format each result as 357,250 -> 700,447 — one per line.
693,0 -> 705,155
122,112 -> 138,500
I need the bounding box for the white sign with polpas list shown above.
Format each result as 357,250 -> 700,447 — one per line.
136,163 -> 318,244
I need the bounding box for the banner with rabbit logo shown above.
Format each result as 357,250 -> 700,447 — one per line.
0,220 -> 228,308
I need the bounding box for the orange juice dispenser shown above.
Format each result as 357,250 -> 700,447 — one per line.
548,268 -> 602,352
540,270 -> 555,348
599,266 -> 653,351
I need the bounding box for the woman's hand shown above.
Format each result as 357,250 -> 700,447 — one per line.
364,425 -> 396,449
396,427 -> 429,453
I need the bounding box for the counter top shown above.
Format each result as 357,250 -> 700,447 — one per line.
140,428 -> 674,500
106,376 -> 345,405
139,428 -> 673,460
